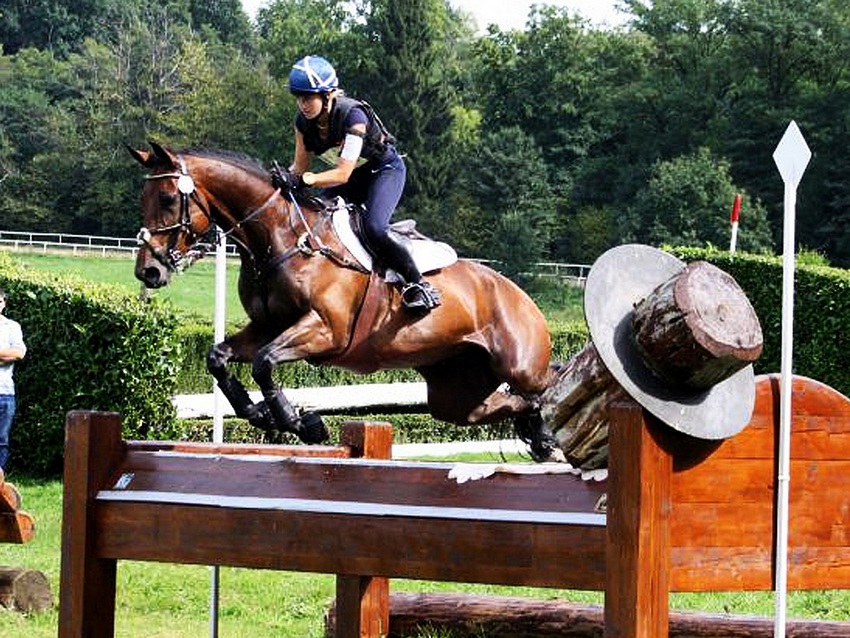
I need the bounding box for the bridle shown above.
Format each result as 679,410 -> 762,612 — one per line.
137,155 -> 368,277
137,157 -> 213,273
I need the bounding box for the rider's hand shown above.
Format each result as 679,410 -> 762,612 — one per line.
270,163 -> 301,191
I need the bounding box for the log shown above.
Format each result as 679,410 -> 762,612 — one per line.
0,567 -> 53,612
541,342 -> 614,430
540,261 -> 762,469
0,512 -> 35,544
378,593 -> 850,638
632,260 -> 762,390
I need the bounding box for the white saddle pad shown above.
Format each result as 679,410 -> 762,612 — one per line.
332,205 -> 457,282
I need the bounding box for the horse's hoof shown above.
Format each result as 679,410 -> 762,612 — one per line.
296,411 -> 329,444
529,432 -> 567,464
531,444 -> 567,464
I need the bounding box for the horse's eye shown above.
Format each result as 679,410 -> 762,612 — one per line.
159,192 -> 177,207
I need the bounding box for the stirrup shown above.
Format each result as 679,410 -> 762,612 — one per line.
401,281 -> 441,312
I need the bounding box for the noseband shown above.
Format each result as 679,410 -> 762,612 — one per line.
137,157 -> 212,272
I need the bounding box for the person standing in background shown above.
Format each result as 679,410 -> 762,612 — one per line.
0,288 -> 26,472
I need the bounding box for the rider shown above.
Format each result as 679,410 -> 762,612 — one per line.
277,54 -> 440,313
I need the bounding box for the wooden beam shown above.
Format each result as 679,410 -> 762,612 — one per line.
59,411 -> 123,638
605,400 -> 672,638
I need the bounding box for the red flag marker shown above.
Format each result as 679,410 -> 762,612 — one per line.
729,193 -> 742,253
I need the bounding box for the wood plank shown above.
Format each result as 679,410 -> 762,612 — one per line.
605,402 -> 672,638
59,411 -> 123,638
92,501 -> 607,589
104,454 -> 606,515
0,511 -> 34,544
666,374 -> 850,592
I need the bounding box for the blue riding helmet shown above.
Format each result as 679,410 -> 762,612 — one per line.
288,55 -> 339,94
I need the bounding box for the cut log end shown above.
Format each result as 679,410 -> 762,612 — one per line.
0,567 -> 53,613
633,260 -> 762,390
676,261 -> 763,356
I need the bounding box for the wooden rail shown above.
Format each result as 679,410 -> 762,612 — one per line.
58,374 -> 850,637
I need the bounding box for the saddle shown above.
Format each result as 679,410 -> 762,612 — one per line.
326,197 -> 457,281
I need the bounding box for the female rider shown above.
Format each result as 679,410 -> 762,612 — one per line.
280,55 -> 440,313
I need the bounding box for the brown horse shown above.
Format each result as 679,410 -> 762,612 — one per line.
129,142 -> 561,460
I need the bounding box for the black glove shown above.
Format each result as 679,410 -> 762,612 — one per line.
270,162 -> 301,191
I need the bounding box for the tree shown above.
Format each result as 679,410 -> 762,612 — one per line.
458,126 -> 556,278
354,0 -> 458,232
626,147 -> 773,252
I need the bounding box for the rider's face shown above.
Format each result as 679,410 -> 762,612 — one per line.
295,93 -> 324,120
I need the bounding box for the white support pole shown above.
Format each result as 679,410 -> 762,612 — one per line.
771,121 -> 811,638
210,227 -> 228,638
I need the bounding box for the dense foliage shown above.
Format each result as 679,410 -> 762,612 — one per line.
2,0 -> 850,270
0,252 -> 181,475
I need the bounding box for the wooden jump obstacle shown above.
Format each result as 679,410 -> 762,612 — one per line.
59,374 -> 850,637
0,468 -> 33,544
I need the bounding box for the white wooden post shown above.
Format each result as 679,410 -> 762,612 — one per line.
210,227 -> 228,638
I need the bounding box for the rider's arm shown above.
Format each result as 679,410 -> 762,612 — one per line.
302,122 -> 366,187
289,128 -> 312,176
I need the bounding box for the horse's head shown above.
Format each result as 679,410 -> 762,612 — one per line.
128,141 -> 214,288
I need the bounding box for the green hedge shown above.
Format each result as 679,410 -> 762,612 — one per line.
671,247 -> 850,398
0,252 -> 182,476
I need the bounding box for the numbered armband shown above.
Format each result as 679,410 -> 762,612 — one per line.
339,131 -> 365,162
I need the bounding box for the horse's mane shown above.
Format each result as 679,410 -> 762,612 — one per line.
181,147 -> 271,182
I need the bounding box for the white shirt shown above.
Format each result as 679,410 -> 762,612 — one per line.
0,315 -> 26,395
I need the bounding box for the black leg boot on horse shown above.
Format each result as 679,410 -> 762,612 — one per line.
372,232 -> 441,314
207,346 -> 277,432
253,358 -> 329,444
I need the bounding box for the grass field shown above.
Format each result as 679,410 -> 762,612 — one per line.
7,250 -> 251,325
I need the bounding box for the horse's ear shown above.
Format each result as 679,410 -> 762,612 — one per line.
148,140 -> 179,168
125,143 -> 154,167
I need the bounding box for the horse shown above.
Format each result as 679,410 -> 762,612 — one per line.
129,141 -> 562,461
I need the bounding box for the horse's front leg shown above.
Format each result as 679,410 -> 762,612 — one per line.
207,331 -> 275,433
252,310 -> 344,444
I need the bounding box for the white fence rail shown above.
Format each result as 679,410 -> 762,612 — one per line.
0,230 -> 589,284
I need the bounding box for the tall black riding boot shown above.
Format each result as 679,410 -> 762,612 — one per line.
372,233 -> 441,313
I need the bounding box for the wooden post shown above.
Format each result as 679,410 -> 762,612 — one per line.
605,400 -> 672,638
335,420 -> 393,638
59,411 -> 123,638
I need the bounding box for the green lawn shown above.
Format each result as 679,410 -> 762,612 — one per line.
8,250 -> 250,325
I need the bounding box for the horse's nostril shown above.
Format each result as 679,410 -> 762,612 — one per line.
143,267 -> 164,289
